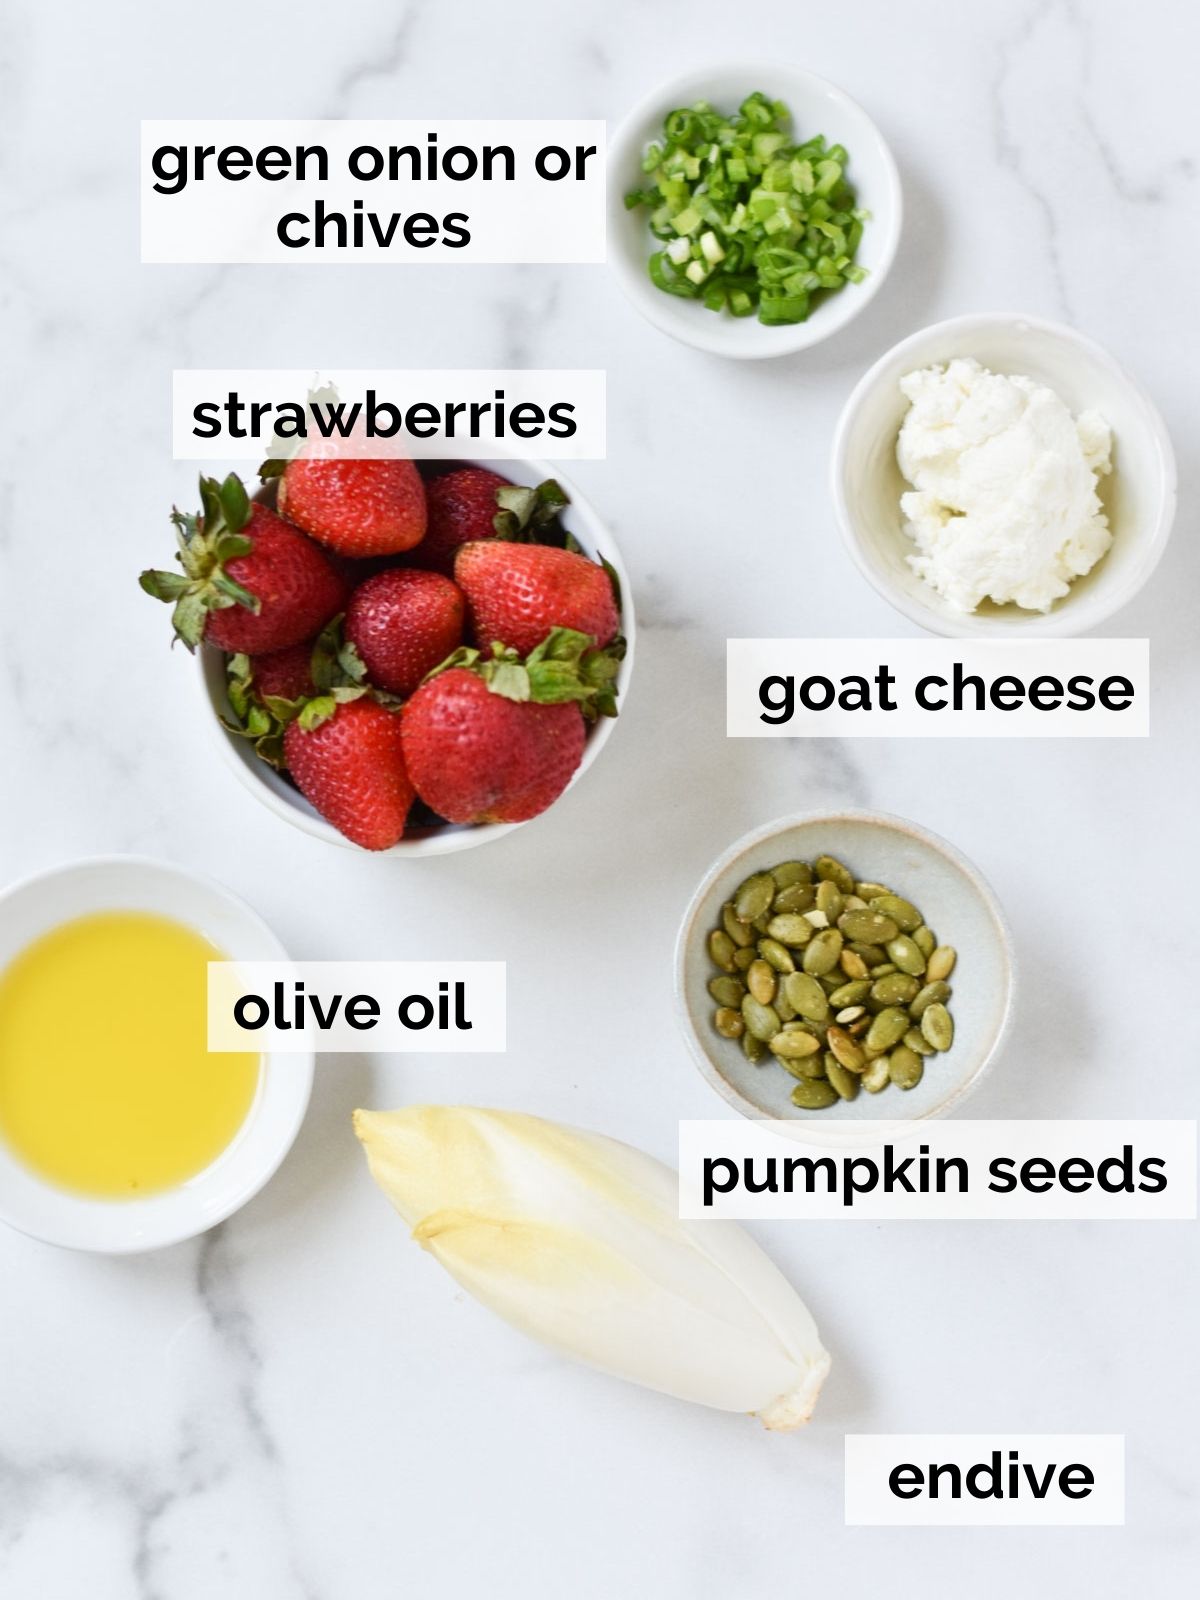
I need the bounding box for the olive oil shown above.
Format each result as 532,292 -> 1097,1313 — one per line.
0,911 -> 259,1198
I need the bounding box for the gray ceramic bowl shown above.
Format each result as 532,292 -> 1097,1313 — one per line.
675,811 -> 1014,1122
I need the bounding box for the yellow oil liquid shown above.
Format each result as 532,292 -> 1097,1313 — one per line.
0,911 -> 260,1199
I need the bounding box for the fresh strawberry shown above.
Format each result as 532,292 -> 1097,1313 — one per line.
344,568 -> 465,698
420,468 -> 511,573
244,641 -> 316,703
283,696 -> 414,850
400,629 -> 621,824
455,541 -> 620,659
276,457 -> 427,556
141,475 -> 347,653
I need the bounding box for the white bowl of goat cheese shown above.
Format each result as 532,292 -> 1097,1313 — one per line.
831,313 -> 1176,636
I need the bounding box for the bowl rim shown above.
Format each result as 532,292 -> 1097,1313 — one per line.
607,60 -> 903,359
830,310 -> 1179,637
196,456 -> 635,857
0,854 -> 314,1253
673,808 -> 1016,1124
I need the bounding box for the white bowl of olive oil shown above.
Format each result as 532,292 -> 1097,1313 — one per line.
0,857 -> 312,1253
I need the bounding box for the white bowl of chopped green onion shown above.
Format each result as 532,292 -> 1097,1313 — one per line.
609,66 -> 901,358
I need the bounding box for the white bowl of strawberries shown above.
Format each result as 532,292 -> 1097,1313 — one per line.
143,457 -> 634,855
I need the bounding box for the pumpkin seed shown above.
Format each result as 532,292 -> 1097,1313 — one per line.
826,1024 -> 866,1073
910,980 -> 951,1017
855,881 -> 891,900
926,945 -> 958,983
734,872 -> 776,923
870,972 -> 920,1007
921,1003 -> 954,1052
708,975 -> 746,1007
826,1059 -> 860,1101
782,1049 -> 829,1080
904,1028 -> 936,1057
888,1045 -> 924,1089
746,960 -> 776,1005
913,924 -> 936,959
757,937 -> 795,974
772,881 -> 816,914
842,894 -> 868,911
791,1079 -> 839,1110
774,988 -> 797,1022
835,1005 -> 866,1024
769,1029 -> 821,1059
862,1056 -> 891,1093
742,1029 -> 765,1064
868,962 -> 897,978
829,978 -> 871,1008
866,1006 -> 909,1053
708,929 -> 736,970
721,902 -> 755,948
741,995 -> 781,1042
848,941 -> 887,967
887,934 -> 927,976
838,908 -> 900,944
839,949 -> 870,981
732,946 -> 756,971
869,893 -> 923,933
783,971 -> 829,1023
814,854 -> 855,893
802,928 -> 844,976
815,879 -> 845,921
772,860 -> 812,889
766,913 -> 815,947
714,1007 -> 744,1038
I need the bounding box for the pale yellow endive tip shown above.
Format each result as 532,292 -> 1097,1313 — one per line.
354,1105 -> 830,1430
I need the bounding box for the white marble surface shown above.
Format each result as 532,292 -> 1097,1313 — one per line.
1,0 -> 1198,1594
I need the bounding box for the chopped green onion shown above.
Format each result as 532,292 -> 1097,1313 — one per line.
625,91 -> 867,324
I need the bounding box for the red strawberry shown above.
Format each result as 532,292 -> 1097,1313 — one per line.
283,696 -> 414,851
455,542 -> 619,659
420,467 -> 510,574
245,641 -> 316,703
277,458 -> 427,556
345,568 -> 465,698
141,475 -> 347,654
401,668 -> 585,824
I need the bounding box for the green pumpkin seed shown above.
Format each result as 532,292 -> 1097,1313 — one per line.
888,1045 -> 924,1089
734,872 -> 776,924
708,975 -> 746,1007
721,902 -> 755,948
838,908 -> 900,944
869,893 -> 923,933
887,934 -> 927,976
708,929 -> 737,971
862,1056 -> 891,1093
819,972 -> 844,995
835,1005 -> 866,1024
772,881 -> 816,914
839,949 -> 870,981
848,941 -> 887,967
782,971 -> 829,1023
921,1003 -> 954,1052
742,1029 -> 765,1064
765,913 -> 815,947
814,854 -> 855,893
815,879 -> 845,921
751,912 -> 772,935
870,972 -> 920,1007
714,1007 -> 744,1039
868,962 -> 897,978
757,937 -> 795,974
741,995 -> 781,1042
866,1006 -> 910,1053
855,881 -> 891,900
772,860 -> 812,889
769,1029 -> 821,1059
782,1049 -> 828,1080
926,945 -> 958,983
746,960 -> 776,1005
904,1027 -> 936,1057
732,946 -> 756,971
774,989 -> 797,1022
826,1024 -> 866,1073
791,1079 -> 838,1110
829,978 -> 872,1008
802,928 -> 844,976
913,924 -> 937,959
909,980 -> 951,1018
826,1059 -> 860,1101
842,894 -> 868,911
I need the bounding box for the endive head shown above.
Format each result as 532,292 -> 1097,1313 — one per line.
354,1105 -> 830,1430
